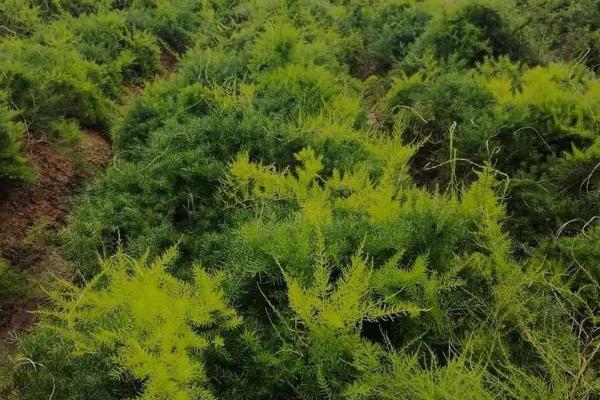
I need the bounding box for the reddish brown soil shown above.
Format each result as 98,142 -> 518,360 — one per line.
0,131 -> 110,258
160,49 -> 179,75
0,130 -> 110,347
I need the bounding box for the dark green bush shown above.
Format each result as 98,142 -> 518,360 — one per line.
63,106 -> 290,279
111,79 -> 235,157
0,102 -> 30,181
0,38 -> 113,133
0,0 -> 41,37
409,2 -> 534,68
180,45 -> 248,85
253,63 -> 346,121
519,0 -> 600,69
351,1 -> 431,75
125,0 -> 205,53
66,11 -> 160,86
383,58 -> 600,241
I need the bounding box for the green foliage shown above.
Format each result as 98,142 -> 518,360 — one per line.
361,2 -> 431,73
346,347 -> 494,399
180,45 -> 247,86
383,56 -> 600,241
125,0 -> 207,53
269,0 -> 430,77
15,249 -> 240,400
0,259 -> 27,312
252,63 -> 347,121
416,2 -> 533,66
62,105 -> 286,279
0,0 -> 217,183
0,38 -> 113,132
30,0 -> 114,19
0,102 -> 30,181
65,11 -> 161,86
111,79 -> 221,155
0,0 -> 41,37
518,0 -> 600,69
284,245 -> 406,395
5,0 -> 600,399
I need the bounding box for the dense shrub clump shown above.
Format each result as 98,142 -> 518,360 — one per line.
382,58 -> 600,240
0,103 -> 29,181
0,39 -> 112,133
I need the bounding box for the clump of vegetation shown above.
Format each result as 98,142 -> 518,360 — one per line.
0,38 -> 112,133
0,259 -> 27,313
0,0 -> 41,37
13,249 -> 240,399
0,103 -> 30,181
382,57 -> 600,241
48,11 -> 161,88
417,2 -> 533,66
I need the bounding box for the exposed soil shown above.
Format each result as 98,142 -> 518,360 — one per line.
0,130 -> 110,348
159,49 -> 179,75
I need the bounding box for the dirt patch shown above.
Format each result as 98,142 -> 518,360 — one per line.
0,130 -> 110,348
0,244 -> 66,347
160,49 -> 179,75
0,130 -> 110,260
77,129 -> 112,177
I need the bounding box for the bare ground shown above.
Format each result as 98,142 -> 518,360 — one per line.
0,130 -> 110,349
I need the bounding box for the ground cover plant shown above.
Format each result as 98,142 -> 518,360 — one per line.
1,0 -> 600,399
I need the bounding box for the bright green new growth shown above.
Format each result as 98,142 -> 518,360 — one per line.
230,149 -> 392,225
283,240 -> 416,396
482,62 -> 600,139
45,249 -> 240,400
287,242 -> 409,336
